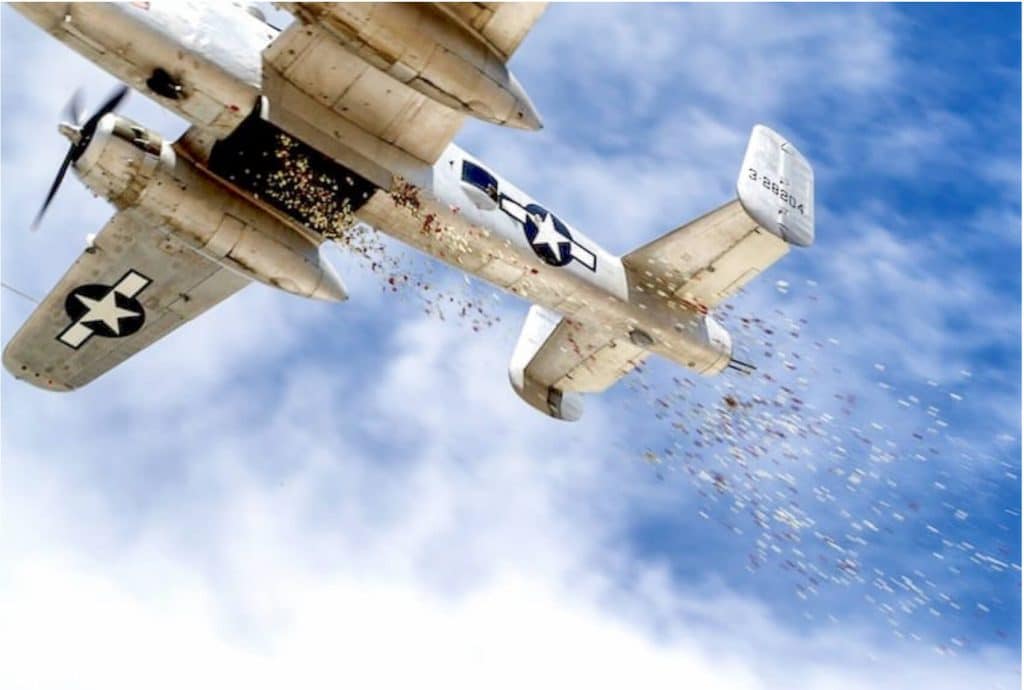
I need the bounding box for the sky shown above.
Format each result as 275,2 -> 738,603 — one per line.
1,3 -> 1020,689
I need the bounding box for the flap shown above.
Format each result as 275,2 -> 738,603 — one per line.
3,209 -> 250,391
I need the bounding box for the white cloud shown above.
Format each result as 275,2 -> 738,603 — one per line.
3,305 -> 1019,690
4,383 -> 1018,690
11,553 -> 1014,690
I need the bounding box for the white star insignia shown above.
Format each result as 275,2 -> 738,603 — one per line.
75,291 -> 141,335
528,211 -> 569,256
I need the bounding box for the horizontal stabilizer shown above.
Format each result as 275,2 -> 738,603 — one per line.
622,125 -> 813,312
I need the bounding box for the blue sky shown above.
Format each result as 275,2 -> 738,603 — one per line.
2,4 -> 1020,688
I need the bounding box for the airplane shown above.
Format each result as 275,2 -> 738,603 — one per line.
3,2 -> 814,421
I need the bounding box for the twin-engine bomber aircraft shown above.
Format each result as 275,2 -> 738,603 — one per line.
4,3 -> 815,421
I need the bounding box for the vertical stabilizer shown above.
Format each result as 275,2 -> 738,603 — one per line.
737,124 -> 815,247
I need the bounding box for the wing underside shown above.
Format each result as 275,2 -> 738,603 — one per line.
262,18 -> 466,167
262,2 -> 547,171
3,209 -> 250,391
434,3 -> 549,60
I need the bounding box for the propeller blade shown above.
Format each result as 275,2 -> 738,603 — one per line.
33,83 -> 129,231
31,146 -> 76,231
81,85 -> 129,135
63,89 -> 84,126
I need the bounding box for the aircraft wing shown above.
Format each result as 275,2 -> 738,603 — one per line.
434,3 -> 549,60
3,209 -> 250,391
622,200 -> 790,312
262,2 -> 547,169
509,305 -> 648,420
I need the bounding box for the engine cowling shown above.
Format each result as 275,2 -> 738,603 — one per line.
73,113 -> 346,302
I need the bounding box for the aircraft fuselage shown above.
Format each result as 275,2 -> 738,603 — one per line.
12,2 -> 733,376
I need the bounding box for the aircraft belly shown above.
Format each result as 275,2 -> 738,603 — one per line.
353,187 -> 645,355
477,258 -> 527,288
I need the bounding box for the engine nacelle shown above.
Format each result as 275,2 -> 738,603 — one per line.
282,2 -> 542,130
73,113 -> 346,302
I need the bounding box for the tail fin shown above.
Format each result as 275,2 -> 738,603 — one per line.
737,124 -> 815,247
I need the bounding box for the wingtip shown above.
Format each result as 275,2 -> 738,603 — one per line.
2,345 -> 74,392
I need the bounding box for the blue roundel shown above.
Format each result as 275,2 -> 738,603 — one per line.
523,204 -> 573,267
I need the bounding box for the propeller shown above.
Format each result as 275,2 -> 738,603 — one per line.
63,89 -> 84,128
32,85 -> 129,230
